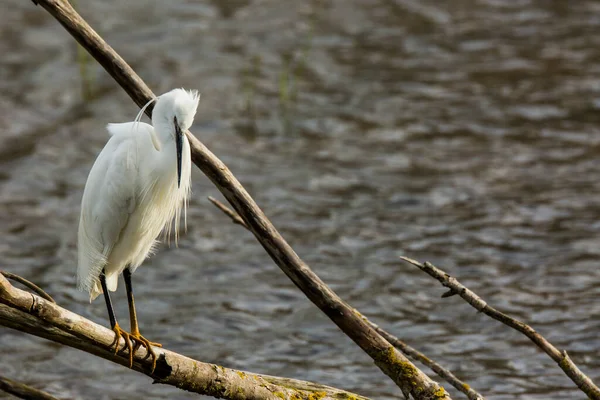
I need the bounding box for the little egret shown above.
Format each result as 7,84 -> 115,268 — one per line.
77,88 -> 199,371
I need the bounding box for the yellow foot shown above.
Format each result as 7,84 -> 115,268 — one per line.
109,324 -> 161,373
130,332 -> 162,373
109,322 -> 134,361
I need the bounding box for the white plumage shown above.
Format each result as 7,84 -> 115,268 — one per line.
77,88 -> 199,301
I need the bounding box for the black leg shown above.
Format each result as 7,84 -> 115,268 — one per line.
100,269 -> 117,328
101,269 -> 135,365
123,267 -> 161,373
123,268 -> 140,336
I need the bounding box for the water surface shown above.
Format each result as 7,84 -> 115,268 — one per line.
1,1 -> 600,398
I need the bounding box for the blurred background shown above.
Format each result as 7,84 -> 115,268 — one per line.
2,0 -> 600,399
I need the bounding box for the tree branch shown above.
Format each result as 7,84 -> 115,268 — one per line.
354,310 -> 485,400
208,196 -> 248,228
208,196 -> 485,400
0,375 -> 60,400
28,0 -> 451,398
1,271 -> 56,303
0,273 -> 368,400
400,256 -> 600,400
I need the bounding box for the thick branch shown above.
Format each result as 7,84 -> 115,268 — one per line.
209,196 -> 484,400
400,257 -> 600,400
29,0 -> 451,398
0,375 -> 59,400
0,274 -> 367,400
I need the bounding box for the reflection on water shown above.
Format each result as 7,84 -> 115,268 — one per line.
2,0 -> 600,398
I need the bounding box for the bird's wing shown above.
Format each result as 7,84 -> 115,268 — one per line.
77,122 -> 154,294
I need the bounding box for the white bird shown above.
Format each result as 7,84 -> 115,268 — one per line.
77,88 -> 199,371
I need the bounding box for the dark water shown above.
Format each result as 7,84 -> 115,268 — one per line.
2,0 -> 600,398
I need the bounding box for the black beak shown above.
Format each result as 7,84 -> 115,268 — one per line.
174,118 -> 183,188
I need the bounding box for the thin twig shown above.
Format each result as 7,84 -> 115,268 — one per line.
0,375 -> 60,400
29,0 -> 450,398
208,196 -> 248,228
209,195 -> 483,399
0,271 -> 55,303
400,256 -> 600,400
0,274 -> 367,400
354,309 -> 485,400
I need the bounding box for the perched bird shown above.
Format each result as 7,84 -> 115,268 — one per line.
77,88 -> 199,371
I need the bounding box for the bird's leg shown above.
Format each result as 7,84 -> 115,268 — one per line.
99,270 -> 133,361
123,267 -> 161,373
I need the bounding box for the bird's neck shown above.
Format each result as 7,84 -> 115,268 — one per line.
152,123 -> 175,152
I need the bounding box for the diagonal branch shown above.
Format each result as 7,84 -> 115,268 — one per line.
0,273 -> 368,400
28,0 -> 451,398
208,196 -> 248,228
209,196 -> 485,400
354,309 -> 485,400
400,256 -> 600,400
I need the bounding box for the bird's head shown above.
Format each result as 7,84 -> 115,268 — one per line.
152,88 -> 200,134
151,88 -> 200,188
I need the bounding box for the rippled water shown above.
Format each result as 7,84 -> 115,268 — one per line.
2,1 -> 600,399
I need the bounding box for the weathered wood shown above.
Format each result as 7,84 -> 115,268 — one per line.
1,271 -> 55,303
401,257 -> 600,400
209,195 -> 485,400
0,274 -> 368,400
29,0 -> 452,398
356,309 -> 485,400
0,375 -> 59,400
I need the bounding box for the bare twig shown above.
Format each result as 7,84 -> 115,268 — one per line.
400,256 -> 600,400
0,273 -> 368,400
208,196 -> 248,228
0,271 -> 55,303
210,196 -> 484,400
0,375 -> 60,400
28,0 -> 451,397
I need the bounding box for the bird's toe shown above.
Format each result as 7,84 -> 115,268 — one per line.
130,334 -> 160,373
109,323 -> 134,367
